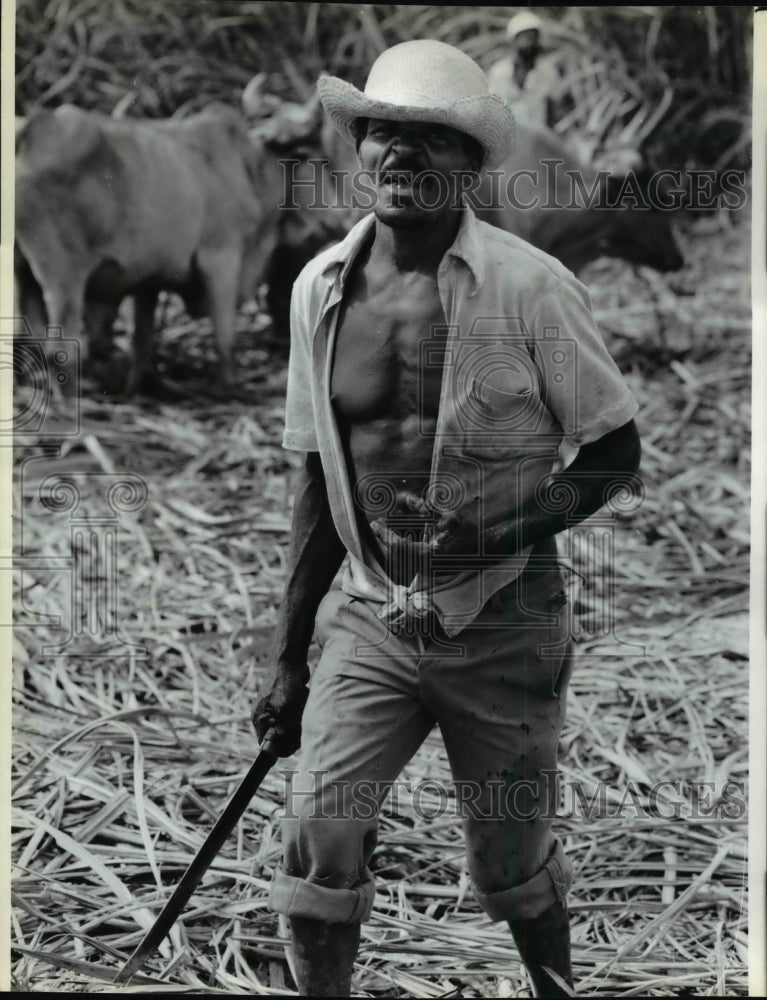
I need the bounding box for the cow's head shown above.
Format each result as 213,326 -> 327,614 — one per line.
239,76 -> 351,339
549,143 -> 685,274
242,73 -> 324,153
599,164 -> 685,272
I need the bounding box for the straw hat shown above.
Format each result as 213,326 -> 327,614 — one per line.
506,12 -> 545,39
317,40 -> 514,170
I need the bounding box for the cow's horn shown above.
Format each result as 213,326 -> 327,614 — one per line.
286,91 -> 324,141
242,73 -> 281,119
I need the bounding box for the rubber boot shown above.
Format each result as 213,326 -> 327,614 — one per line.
289,916 -> 361,997
508,900 -> 574,997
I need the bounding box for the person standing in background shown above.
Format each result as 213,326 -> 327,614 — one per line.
486,11 -> 561,127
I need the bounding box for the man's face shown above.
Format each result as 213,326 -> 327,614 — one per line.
357,118 -> 480,228
513,29 -> 541,61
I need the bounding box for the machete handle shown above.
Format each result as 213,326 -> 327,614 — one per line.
260,731 -> 279,756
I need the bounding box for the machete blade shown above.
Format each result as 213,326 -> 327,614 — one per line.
114,739 -> 278,983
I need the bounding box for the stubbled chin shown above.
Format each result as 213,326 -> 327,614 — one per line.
377,184 -> 417,207
372,202 -> 426,228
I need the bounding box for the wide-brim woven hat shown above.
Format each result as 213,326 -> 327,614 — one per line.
317,39 -> 514,171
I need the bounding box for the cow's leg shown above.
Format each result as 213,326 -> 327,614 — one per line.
84,298 -> 132,397
41,281 -> 87,396
84,300 -> 119,361
14,258 -> 48,340
14,270 -> 50,397
196,247 -> 240,385
129,287 -> 159,395
83,261 -> 126,363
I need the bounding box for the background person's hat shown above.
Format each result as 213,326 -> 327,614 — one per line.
317,39 -> 514,170
505,12 -> 545,39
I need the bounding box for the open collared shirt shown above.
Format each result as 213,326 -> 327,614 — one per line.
282,207 -> 638,636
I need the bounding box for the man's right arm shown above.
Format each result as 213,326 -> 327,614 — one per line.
252,450 -> 346,756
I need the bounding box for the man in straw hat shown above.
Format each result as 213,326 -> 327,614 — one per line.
487,11 -> 560,126
254,38 -> 640,997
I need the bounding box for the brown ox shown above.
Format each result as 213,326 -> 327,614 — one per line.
15,96 -> 309,394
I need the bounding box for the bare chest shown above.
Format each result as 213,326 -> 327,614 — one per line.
330,272 -> 448,424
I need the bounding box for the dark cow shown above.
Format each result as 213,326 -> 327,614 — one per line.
469,120 -> 685,273
15,98 -> 303,394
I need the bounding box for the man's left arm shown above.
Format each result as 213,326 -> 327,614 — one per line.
378,420 -> 641,560
482,419 -> 641,555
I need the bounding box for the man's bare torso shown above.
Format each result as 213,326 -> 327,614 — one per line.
331,237 -> 447,583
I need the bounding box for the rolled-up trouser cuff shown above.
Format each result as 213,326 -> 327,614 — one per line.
269,866 -> 376,924
472,839 -> 573,922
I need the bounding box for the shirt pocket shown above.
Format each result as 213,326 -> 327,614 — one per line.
462,372 -> 547,460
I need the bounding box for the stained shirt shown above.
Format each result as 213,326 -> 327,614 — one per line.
282,207 -> 638,636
